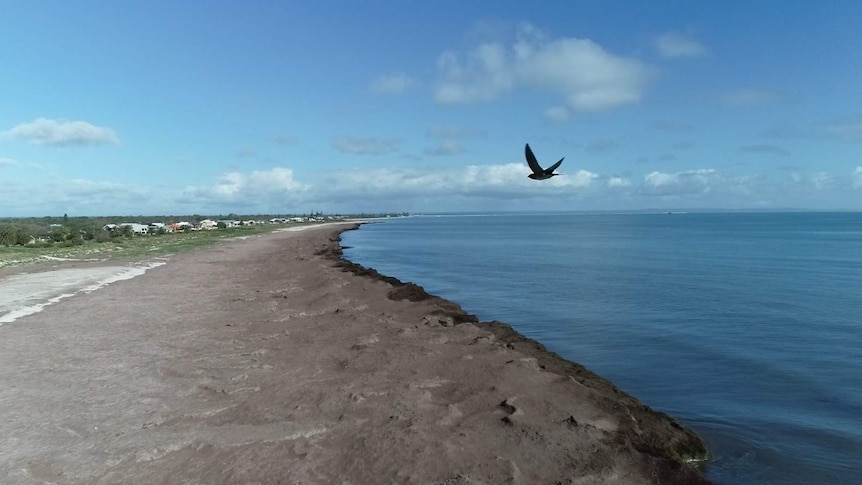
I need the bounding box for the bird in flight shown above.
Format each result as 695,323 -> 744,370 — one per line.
525,143 -> 564,180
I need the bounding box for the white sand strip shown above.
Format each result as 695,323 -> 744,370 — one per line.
0,262 -> 166,325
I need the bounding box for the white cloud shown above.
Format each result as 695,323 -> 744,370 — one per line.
250,167 -> 304,191
641,169 -> 720,196
435,45 -> 514,104
562,169 -> 600,188
371,73 -> 413,95
654,32 -> 707,59
2,118 -> 119,146
317,167 -> 456,201
824,121 -> 862,142
7,163 -> 862,216
333,137 -> 399,155
722,88 -> 782,107
607,177 -> 632,188
810,172 -> 833,191
435,23 -> 652,112
170,166 -> 862,211
543,106 -> 571,123
0,177 -> 156,216
0,157 -> 18,167
307,162 -> 601,205
790,171 -> 835,192
790,171 -> 833,191
179,167 -> 308,208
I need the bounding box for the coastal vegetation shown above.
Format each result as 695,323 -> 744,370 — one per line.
0,212 -> 407,268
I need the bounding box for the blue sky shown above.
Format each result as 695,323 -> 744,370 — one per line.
2,1 -> 861,216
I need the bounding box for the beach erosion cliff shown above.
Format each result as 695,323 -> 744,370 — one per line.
329,222 -> 712,484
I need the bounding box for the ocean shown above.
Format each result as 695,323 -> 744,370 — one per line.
341,212 -> 862,485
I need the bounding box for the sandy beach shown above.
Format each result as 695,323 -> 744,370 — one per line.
0,223 -> 712,484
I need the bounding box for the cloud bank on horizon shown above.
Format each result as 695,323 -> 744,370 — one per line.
1,2 -> 861,216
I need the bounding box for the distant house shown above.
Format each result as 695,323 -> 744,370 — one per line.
148,222 -> 168,233
217,220 -> 240,228
102,223 -> 118,232
198,219 -> 217,230
168,222 -> 192,232
120,223 -> 149,235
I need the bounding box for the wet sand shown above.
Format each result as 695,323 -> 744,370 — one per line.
0,223 -> 712,484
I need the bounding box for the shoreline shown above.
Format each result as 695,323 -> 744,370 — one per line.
328,223 -> 712,476
0,222 -> 712,484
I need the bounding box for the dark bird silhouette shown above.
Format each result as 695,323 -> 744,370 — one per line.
525,143 -> 564,180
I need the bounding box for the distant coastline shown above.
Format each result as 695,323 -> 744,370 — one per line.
412,208 -> 862,216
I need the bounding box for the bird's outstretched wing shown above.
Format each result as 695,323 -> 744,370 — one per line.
546,157 -> 564,174
525,143 -> 543,174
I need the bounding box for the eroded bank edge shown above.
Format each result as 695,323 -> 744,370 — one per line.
318,223 -> 712,482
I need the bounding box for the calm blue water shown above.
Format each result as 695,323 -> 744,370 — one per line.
341,212 -> 862,485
